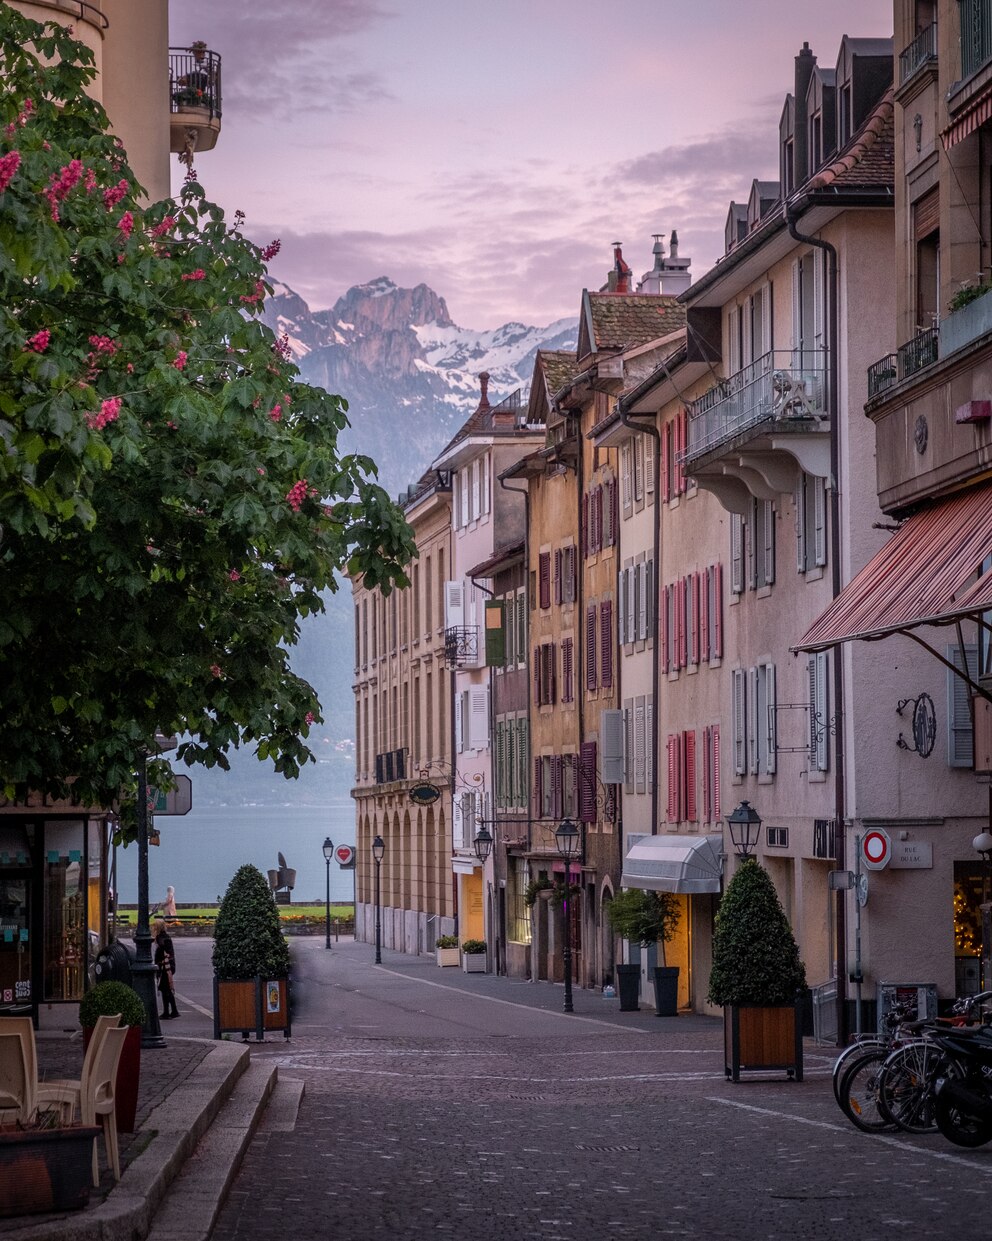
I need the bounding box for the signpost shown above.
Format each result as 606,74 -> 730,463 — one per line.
861,827 -> 891,871
149,775 -> 192,816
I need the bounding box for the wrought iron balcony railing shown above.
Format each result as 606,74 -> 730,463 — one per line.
960,0 -> 992,80
867,353 -> 898,399
899,22 -> 937,84
444,625 -> 480,669
684,350 -> 827,463
169,47 -> 222,121
867,328 -> 940,400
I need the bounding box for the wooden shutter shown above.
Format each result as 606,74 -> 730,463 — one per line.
551,754 -> 563,819
764,662 -> 777,775
809,652 -> 830,771
578,741 -> 597,823
516,593 -> 526,663
646,696 -> 653,788
661,584 -> 671,673
454,690 -> 464,754
763,500 -> 776,585
700,568 -> 710,663
585,605 -> 598,690
645,434 -> 655,495
471,459 -> 480,520
712,726 -> 721,821
661,422 -> 671,503
748,666 -> 759,774
645,558 -> 655,637
634,699 -> 646,793
468,687 -> 489,750
714,563 -> 724,658
913,185 -> 940,239
702,726 -> 711,822
533,756 -> 543,816
617,569 -> 627,648
948,644 -> 978,767
561,636 -> 574,703
731,516 -> 744,594
621,441 -> 633,511
533,646 -> 541,706
684,730 -> 697,822
601,709 -> 625,784
445,580 -> 464,628
539,552 -> 551,609
484,600 -> 505,666
732,668 -> 747,775
554,549 -> 562,606
666,734 -> 676,821
637,562 -> 648,641
813,475 -> 827,568
690,572 -> 700,665
600,600 -> 613,689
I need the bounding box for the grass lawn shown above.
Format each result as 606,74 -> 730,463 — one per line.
114,904 -> 354,923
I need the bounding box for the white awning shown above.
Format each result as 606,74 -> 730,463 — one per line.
621,834 -> 724,894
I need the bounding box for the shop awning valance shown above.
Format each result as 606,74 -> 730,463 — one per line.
621,834 -> 723,894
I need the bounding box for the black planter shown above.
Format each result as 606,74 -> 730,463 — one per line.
616,963 -> 641,1011
653,965 -> 679,1017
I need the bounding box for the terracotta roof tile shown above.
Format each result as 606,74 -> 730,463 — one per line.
808,87 -> 894,192
586,294 -> 685,353
538,349 -> 580,394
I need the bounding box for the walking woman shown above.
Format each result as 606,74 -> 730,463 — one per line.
154,918 -> 180,1019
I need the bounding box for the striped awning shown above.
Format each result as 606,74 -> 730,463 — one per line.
795,483 -> 992,653
942,84 -> 992,150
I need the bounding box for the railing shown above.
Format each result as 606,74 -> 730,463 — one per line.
491,388 -> 521,416
684,349 -> 827,462
899,22 -> 937,83
169,47 -> 222,121
898,327 -> 939,379
443,625 -> 480,668
960,0 -> 992,80
867,353 -> 898,399
28,1 -> 107,28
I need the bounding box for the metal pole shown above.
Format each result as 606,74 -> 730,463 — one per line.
325,856 -> 332,950
133,752 -> 165,1049
853,834 -> 863,1037
562,858 -> 573,1014
374,857 -> 382,964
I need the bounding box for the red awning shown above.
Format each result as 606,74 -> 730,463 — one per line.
942,84 -> 992,150
795,483 -> 992,653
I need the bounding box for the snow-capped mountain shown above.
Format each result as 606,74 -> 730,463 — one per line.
263,277 -> 577,494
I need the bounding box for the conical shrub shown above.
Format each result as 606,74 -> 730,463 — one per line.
707,858 -> 806,1006
212,863 -> 290,980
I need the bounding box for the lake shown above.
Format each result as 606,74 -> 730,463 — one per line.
113,802 -> 357,906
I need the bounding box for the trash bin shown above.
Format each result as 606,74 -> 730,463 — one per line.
616,963 -> 641,1011
653,966 -> 679,1017
93,939 -> 134,985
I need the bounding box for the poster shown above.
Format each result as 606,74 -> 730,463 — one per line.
266,981 -> 281,1014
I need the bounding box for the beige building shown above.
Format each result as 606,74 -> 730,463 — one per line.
352,475 -> 456,952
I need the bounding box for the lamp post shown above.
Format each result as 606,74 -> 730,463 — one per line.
473,826 -> 493,864
555,817 -> 581,1014
974,830 -> 992,990
132,750 -> 165,1049
727,800 -> 762,860
322,837 -> 334,950
372,834 -> 385,965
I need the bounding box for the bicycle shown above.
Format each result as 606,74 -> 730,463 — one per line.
834,1002 -> 918,1133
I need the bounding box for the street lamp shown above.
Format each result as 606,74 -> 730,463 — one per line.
473,825 -> 493,863
322,837 -> 334,950
372,834 -> 385,965
555,817 -> 581,1014
974,830 -> 992,990
727,800 -> 762,859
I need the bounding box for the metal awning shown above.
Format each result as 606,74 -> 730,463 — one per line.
621,834 -> 724,894
942,83 -> 992,151
795,482 -> 992,654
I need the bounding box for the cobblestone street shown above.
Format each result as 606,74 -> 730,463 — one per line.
208,941 -> 992,1241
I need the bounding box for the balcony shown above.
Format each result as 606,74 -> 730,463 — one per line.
867,328 -> 940,401
899,22 -> 937,85
169,46 -> 222,162
444,626 -> 481,669
374,748 -> 407,785
961,0 -> 992,79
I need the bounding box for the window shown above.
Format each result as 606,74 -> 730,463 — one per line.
634,698 -> 646,794
599,600 -> 613,689
508,859 -> 531,945
793,251 -> 824,367
732,503 -> 775,591
601,709 -> 625,784
555,545 -> 577,605
560,636 -> 574,703
538,552 -> 551,609
796,472 -> 827,573
732,668 -> 747,775
913,187 -> 939,333
666,731 -> 697,823
534,642 -> 557,707
661,409 -> 689,501
704,563 -> 723,661
949,644 -> 979,768
808,652 -> 830,772
633,436 -> 644,502
620,441 -> 633,514
747,661 -> 777,775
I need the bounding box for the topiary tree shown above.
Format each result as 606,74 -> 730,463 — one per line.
79,979 -> 147,1028
212,864 -> 290,980
707,858 -> 807,1007
607,887 -> 680,961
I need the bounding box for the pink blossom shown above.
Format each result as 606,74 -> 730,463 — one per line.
173,351 -> 188,370
85,396 -> 122,431
273,333 -> 292,359
228,570 -> 241,581
261,239 -> 281,261
181,269 -> 206,282
151,215 -> 176,237
304,712 -> 315,726
84,167 -> 96,193
88,334 -> 119,355
43,160 -> 84,218
269,404 -> 282,422
240,279 -> 265,306
166,420 -> 178,430
24,329 -> 50,353
117,211 -> 134,239
286,479 -> 317,512
103,178 -> 128,210
0,151 -> 21,193
210,664 -> 223,678
256,467 -> 266,476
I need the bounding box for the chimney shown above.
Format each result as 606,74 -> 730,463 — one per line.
658,229 -> 691,295
605,242 -> 632,294
637,234 -> 666,294
477,371 -> 491,411
793,41 -> 816,187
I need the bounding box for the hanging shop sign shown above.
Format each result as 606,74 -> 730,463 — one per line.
409,781 -> 441,806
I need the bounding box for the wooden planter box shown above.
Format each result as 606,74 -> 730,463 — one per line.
461,953 -> 486,973
724,1002 -> 803,1082
436,947 -> 460,967
213,976 -> 291,1041
0,1125 -> 101,1217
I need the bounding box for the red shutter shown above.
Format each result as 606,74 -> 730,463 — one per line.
581,493 -> 588,559
550,642 -> 557,704
684,729 -> 697,822
677,410 -> 687,495
702,726 -> 711,822
714,562 -> 724,658
681,577 -> 689,668
552,754 -> 563,819
533,646 -> 541,706
666,735 -> 676,822
661,584 -> 670,673
595,486 -> 604,552
661,422 -> 670,503
539,552 -> 551,609
690,572 -> 700,665
578,741 -> 597,823
610,478 -> 619,545
564,636 -> 574,702
712,725 -> 721,819
554,549 -> 562,606
585,605 -> 598,691
700,567 -> 710,664
600,600 -> 613,689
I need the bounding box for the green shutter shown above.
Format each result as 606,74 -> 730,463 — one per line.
485,599 -> 505,666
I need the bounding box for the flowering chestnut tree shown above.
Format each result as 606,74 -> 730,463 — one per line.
0,7 -> 414,806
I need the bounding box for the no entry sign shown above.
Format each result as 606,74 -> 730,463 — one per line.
862,828 -> 891,871
335,844 -> 355,868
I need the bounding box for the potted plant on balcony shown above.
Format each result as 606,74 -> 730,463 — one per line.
435,935 -> 460,967
78,979 -> 146,1133
461,939 -> 487,973
607,888 -> 680,1015
523,876 -> 553,907
213,864 -> 291,1041
708,857 -> 807,1082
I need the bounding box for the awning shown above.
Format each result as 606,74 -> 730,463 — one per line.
621,834 -> 723,894
942,83 -> 992,151
795,482 -> 992,653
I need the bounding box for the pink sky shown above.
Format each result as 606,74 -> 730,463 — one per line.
169,0 -> 893,330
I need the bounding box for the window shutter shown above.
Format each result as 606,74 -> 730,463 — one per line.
661,423 -> 671,503
601,709 -> 625,784
586,605 -> 598,691
748,666 -> 759,774
712,725 -> 721,820
600,601 -> 613,689
666,734 -> 676,821
628,564 -> 638,643
637,561 -> 648,641
690,571 -> 700,665
533,645 -> 541,706
634,699 -> 646,793
813,248 -> 824,350
452,794 -> 464,847
538,552 -> 551,609
550,642 -> 558,705
645,435 -> 655,495
617,569 -> 627,647
813,475 -> 827,567
732,668 -> 747,775
727,305 -> 741,376
714,563 -> 723,657
675,731 -> 685,821
484,600 -> 505,666
795,477 -> 807,573
534,756 -> 543,817
677,409 -> 688,496
595,485 -> 604,551
552,754 -> 563,819
460,469 -> 470,526
581,493 -> 588,558
700,567 -> 710,663
471,459 -> 480,520
764,662 -> 777,775
554,549 -> 562,606
791,259 -> 801,357
760,281 -> 772,355
949,644 -> 979,767
633,435 -> 644,500
445,580 -> 464,628
495,720 -> 506,805
731,516 -> 744,594
702,725 -> 711,822
684,730 -> 697,822
763,500 -> 776,585
681,577 -> 690,668
561,636 -> 574,703
578,741 -> 597,823
518,718 -> 529,808
621,442 -> 633,511
565,545 -> 577,604
454,689 -> 464,754
516,593 -> 526,663
646,696 -> 654,787
468,687 -> 489,750
645,558 -> 655,637
809,652 -> 830,771
624,704 -> 634,793
661,584 -> 671,673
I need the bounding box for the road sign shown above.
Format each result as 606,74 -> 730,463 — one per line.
857,873 -> 869,907
862,828 -> 891,870
149,775 -> 192,816
828,870 -> 855,891
334,844 -> 355,868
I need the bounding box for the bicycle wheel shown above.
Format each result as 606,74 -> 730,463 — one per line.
877,1041 -> 942,1133
832,1038 -> 884,1104
838,1048 -> 896,1132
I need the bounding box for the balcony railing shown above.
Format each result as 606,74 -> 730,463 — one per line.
960,0 -> 992,80
684,350 -> 827,463
444,625 -> 480,669
867,353 -> 898,399
169,47 -> 222,121
866,328 -> 940,400
899,22 -> 937,84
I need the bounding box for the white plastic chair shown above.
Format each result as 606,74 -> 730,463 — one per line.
41,1012 -> 122,1122
81,1022 -> 128,1185
0,1016 -> 76,1124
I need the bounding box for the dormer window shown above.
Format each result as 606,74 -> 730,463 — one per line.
780,94 -> 796,196
808,110 -> 822,170
806,67 -> 836,171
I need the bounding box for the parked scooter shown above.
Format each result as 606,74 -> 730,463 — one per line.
933,1023 -> 992,1148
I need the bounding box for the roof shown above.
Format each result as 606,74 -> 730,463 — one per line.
525,348 -> 580,423
578,292 -> 685,361
465,540 -> 525,579
808,87 -> 894,191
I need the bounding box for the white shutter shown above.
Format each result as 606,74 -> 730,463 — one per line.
445,580 -> 464,628
763,500 -> 775,585
813,248 -> 824,349
617,569 -> 627,647
764,662 -> 777,774
460,469 -> 470,527
791,259 -> 801,357
732,668 -> 747,775
623,702 -> 634,794
809,653 -> 829,771
748,666 -> 759,774
471,459 -> 480,521
813,475 -> 827,567
645,558 -> 655,636
731,516 -> 744,594
645,435 -> 655,494
727,305 -> 741,375
795,478 -> 807,574
452,794 -> 464,847
601,709 -> 625,784
638,561 -> 648,640
760,281 -> 772,355
633,436 -> 644,500
628,564 -> 638,644
621,442 -> 633,511
468,687 -> 490,750
454,689 -> 464,754
634,698 -> 646,793
746,502 -> 757,589
646,696 -> 654,787
949,644 -> 979,767
482,453 -> 490,515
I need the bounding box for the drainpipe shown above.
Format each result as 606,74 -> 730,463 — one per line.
786,204 -> 848,1041
618,401 -> 662,842
499,473 -> 532,856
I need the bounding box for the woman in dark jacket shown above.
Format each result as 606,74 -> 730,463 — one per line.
153,918 -> 179,1019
